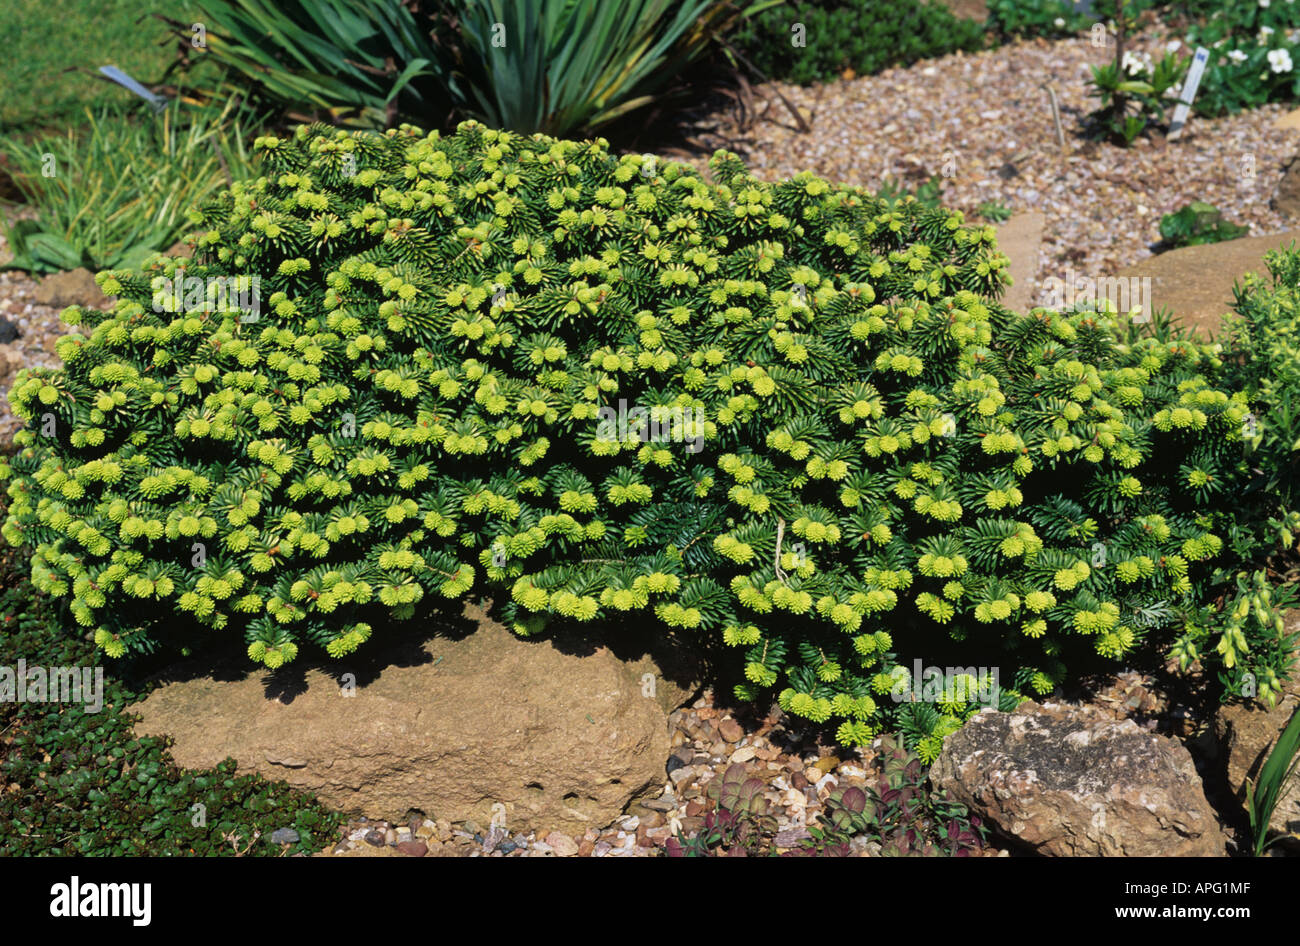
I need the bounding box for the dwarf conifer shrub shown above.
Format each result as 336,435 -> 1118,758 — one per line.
2,122 -> 1286,753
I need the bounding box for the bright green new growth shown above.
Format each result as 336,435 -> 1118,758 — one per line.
1,121 -> 1284,752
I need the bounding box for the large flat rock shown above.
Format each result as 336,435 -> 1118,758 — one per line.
1116,232 -> 1299,337
132,603 -> 698,835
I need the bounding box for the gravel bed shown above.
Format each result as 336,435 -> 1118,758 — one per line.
679,30 -> 1300,305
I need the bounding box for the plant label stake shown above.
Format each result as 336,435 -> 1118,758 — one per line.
1166,47 -> 1210,142
98,66 -> 169,113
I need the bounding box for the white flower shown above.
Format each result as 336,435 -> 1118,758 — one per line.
1053,16 -> 1065,27
1228,49 -> 1249,63
1269,47 -> 1294,72
1166,40 -> 1182,53
1121,50 -> 1153,76
1260,25 -> 1276,41
1260,0 -> 1270,7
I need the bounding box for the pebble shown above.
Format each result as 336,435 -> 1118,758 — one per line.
718,717 -> 744,742
547,833 -> 579,857
396,840 -> 427,857
269,827 -> 299,845
730,746 -> 757,763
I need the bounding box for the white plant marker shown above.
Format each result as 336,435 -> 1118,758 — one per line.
1167,47 -> 1210,141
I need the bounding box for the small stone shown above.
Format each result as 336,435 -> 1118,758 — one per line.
396,840 -> 428,857
499,840 -> 517,854
718,718 -> 744,742
812,756 -> 840,776
396,826 -> 413,842
643,795 -> 677,812
415,821 -> 435,840
730,746 -> 757,764
269,827 -> 299,845
548,833 -> 579,857
593,841 -> 612,856
384,827 -> 397,846
364,829 -> 385,847
577,838 -> 596,857
775,827 -> 812,848
669,764 -> 695,786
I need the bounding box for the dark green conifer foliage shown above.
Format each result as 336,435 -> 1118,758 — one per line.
2,122 -> 1283,752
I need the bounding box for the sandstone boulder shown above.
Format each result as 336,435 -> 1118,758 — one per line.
931,701 -> 1227,856
1114,231 -> 1297,338
132,603 -> 699,835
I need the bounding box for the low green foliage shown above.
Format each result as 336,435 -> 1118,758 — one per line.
3,121 -> 1294,755
1158,201 -> 1249,249
878,174 -> 944,212
985,0 -> 1093,39
0,541 -> 343,856
1,100 -> 255,275
731,0 -> 984,85
976,200 -> 1013,224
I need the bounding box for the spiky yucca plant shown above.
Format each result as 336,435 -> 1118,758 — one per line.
2,122 -> 1286,750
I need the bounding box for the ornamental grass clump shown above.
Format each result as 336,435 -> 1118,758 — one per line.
1,122 -> 1284,753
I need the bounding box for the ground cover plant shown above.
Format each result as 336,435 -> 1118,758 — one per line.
1158,201 -> 1249,249
0,507 -> 344,856
665,735 -> 986,856
3,121 -> 1294,757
